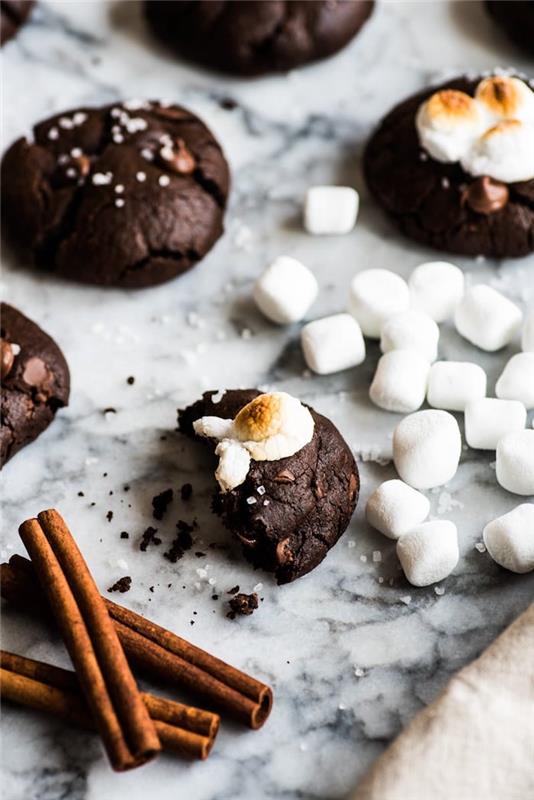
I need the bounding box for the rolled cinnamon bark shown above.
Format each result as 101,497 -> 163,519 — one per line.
18,510 -> 161,771
0,650 -> 219,759
1,552 -> 273,729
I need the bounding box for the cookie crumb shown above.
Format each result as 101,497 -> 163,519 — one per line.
180,482 -> 193,501
108,576 -> 131,593
120,531 -> 129,539
164,519 -> 195,562
227,592 -> 259,619
127,376 -> 135,385
106,511 -> 113,522
152,488 -> 173,520
140,526 -> 161,551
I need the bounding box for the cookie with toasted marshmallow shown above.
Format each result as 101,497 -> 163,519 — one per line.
364,73 -> 534,258
179,389 -> 359,584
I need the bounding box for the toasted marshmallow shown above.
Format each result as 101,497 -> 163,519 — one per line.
475,76 -> 534,125
416,90 -> 484,162
194,392 -> 314,491
461,120 -> 534,183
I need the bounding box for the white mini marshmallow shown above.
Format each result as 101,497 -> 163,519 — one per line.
454,285 -> 523,352
408,261 -> 464,323
461,120 -> 534,183
397,521 -> 459,586
301,313 -> 365,375
522,311 -> 534,352
495,353 -> 534,409
464,398 -> 526,450
380,310 -> 440,362
416,89 -> 485,163
393,409 -> 462,489
366,479 -> 430,540
496,430 -> 534,496
427,361 -> 487,412
253,256 -> 318,325
304,186 -> 359,235
194,392 -> 314,491
483,503 -> 534,573
369,350 -> 430,413
475,76 -> 534,126
349,269 -> 410,338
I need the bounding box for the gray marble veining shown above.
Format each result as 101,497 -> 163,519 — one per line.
1,2 -> 533,799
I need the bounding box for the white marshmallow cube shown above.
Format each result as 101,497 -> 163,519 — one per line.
522,310 -> 534,352
393,409 -> 462,489
483,503 -> 534,573
349,269 -> 410,338
409,261 -> 464,323
380,310 -> 440,362
454,285 -> 523,352
496,430 -> 534,496
366,479 -> 430,540
495,353 -> 534,409
253,256 -> 318,325
301,313 -> 365,375
304,186 -> 359,235
369,350 -> 430,413
427,361 -> 487,412
465,398 -> 526,450
397,521 -> 459,586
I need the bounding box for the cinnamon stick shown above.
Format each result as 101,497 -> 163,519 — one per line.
1,553 -> 273,729
0,651 -> 219,759
17,510 -> 161,771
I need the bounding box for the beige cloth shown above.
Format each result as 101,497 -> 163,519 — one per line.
353,603 -> 534,800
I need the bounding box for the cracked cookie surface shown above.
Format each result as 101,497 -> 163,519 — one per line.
1,303 -> 70,468
179,389 -> 359,584
1,101 -> 230,288
144,0 -> 374,77
364,76 -> 534,259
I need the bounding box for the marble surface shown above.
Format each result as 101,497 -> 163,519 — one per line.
1,2 -> 533,799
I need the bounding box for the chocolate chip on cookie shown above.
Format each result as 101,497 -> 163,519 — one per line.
364,74 -> 534,259
1,101 -> 230,288
179,389 -> 359,584
1,303 -> 70,468
144,0 -> 374,76
1,0 -> 34,46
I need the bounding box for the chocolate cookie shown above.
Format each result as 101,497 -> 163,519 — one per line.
1,303 -> 70,468
179,389 -> 359,584
1,101 -> 230,288
144,0 -> 374,77
486,1 -> 534,54
364,76 -> 534,259
1,0 -> 34,45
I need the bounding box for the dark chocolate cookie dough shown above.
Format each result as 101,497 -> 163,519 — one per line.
1,101 -> 230,288
486,1 -> 534,55
179,389 -> 359,584
1,303 -> 70,467
1,0 -> 34,45
364,76 -> 534,259
144,0 -> 374,76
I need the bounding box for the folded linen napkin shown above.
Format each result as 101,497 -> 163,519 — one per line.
352,603 -> 534,800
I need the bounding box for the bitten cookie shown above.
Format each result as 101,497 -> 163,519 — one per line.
486,1 -> 534,55
364,74 -> 534,258
1,101 -> 230,288
179,389 -> 359,584
144,0 -> 374,77
1,303 -> 70,467
1,0 -> 34,45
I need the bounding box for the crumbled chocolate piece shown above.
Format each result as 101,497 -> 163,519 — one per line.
219,97 -> 237,111
227,592 -> 259,619
0,339 -> 14,380
152,488 -> 173,520
180,482 -> 193,501
149,586 -> 154,593
163,519 -> 196,562
108,576 -> 131,593
120,531 -> 129,539
127,376 -> 135,385
212,594 -> 219,601
227,585 -> 240,595
106,511 -> 113,522
140,526 -> 161,551
77,491 -> 84,497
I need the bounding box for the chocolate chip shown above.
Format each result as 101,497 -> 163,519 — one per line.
0,339 -> 14,379
274,469 -> 296,483
22,356 -> 49,388
160,138 -> 196,175
463,176 -> 509,215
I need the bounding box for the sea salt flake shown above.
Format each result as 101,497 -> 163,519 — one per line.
136,171 -> 146,182
475,541 -> 487,553
253,583 -> 263,592
246,496 -> 257,505
73,112 -> 87,126
434,586 -> 446,596
114,184 -> 124,194
92,172 -> 112,186
372,550 -> 382,563
400,595 -> 412,605
70,147 -> 82,158
115,198 -> 125,208
354,667 -> 365,677
257,485 -> 266,495
263,500 -> 270,506
48,127 -> 59,140
159,175 -> 170,187
360,554 -> 368,563
59,117 -> 74,129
